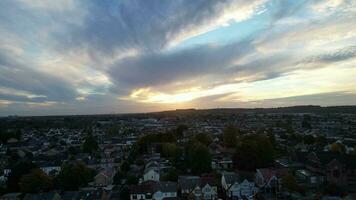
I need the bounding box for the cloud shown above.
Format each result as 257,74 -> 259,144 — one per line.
56,0 -> 266,56
0,0 -> 356,115
302,45 -> 356,64
108,39 -> 255,89
0,48 -> 78,103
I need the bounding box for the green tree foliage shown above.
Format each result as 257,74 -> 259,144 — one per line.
315,134 -> 327,147
121,161 -> 130,172
161,143 -> 182,160
0,129 -> 21,144
113,171 -> 125,185
82,134 -> 98,154
233,134 -> 275,170
302,115 -> 312,129
287,133 -> 303,144
223,124 -> 239,147
175,124 -> 188,138
267,132 -> 276,146
282,174 -> 303,194
162,169 -> 179,182
120,186 -> 130,200
352,146 -> 356,155
126,174 -> 139,185
303,135 -> 315,145
330,142 -> 346,154
107,126 -> 119,137
135,133 -> 176,154
6,161 -> 37,192
192,133 -> 213,146
19,168 -> 52,193
56,161 -> 95,190
186,142 -> 212,175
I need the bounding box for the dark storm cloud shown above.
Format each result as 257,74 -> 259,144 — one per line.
108,39 -> 255,88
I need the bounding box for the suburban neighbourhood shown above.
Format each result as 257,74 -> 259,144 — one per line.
0,106 -> 356,199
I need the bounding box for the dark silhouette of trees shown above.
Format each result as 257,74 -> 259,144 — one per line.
223,124 -> 239,147
302,115 -> 312,129
19,168 -> 52,193
233,134 -> 275,170
303,135 -> 315,145
82,134 -> 98,154
192,133 -> 213,146
56,161 -> 95,190
6,161 -> 37,192
0,129 -> 21,144
186,142 -> 212,175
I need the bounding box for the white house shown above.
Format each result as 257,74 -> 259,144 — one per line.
222,172 -> 258,200
201,183 -> 217,200
179,176 -> 217,200
255,168 -> 282,193
143,168 -> 160,182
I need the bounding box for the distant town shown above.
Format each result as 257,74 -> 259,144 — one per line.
1,105 -> 356,200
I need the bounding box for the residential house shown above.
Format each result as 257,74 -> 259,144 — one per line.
255,168 -> 287,193
129,181 -> 156,200
221,172 -> 258,200
298,152 -> 356,188
178,176 -> 218,200
152,182 -> 177,200
295,169 -> 324,187
144,161 -> 160,182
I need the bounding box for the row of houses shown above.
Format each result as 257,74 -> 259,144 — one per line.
129,167 -> 288,200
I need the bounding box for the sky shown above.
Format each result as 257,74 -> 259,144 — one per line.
0,0 -> 356,116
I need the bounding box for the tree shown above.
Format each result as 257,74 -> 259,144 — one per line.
126,174 -> 139,185
351,146 -> 356,155
303,135 -> 315,145
267,132 -> 276,146
19,168 -> 52,193
233,134 -> 274,170
107,126 -> 119,137
82,134 -> 98,154
56,161 -> 96,190
330,142 -> 346,154
193,133 -> 213,146
120,186 -> 130,200
161,143 -> 182,160
0,129 -> 21,144
302,115 -> 311,129
315,134 -> 327,147
6,161 -> 37,192
186,142 -> 212,175
135,133 -> 177,154
113,171 -> 125,185
162,169 -> 179,182
175,124 -> 188,138
121,161 -> 130,172
282,174 -> 301,193
223,124 -> 239,147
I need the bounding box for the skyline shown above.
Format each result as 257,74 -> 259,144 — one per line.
0,0 -> 356,116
